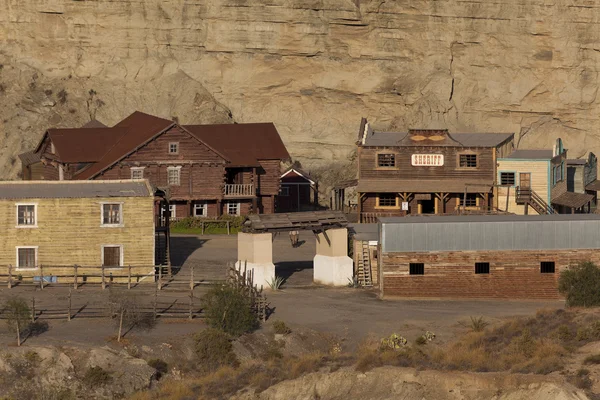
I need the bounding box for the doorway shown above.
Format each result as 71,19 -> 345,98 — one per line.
420,199 -> 435,214
520,173 -> 531,188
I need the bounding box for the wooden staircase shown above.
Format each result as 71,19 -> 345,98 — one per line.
155,230 -> 170,267
357,241 -> 373,287
516,187 -> 556,215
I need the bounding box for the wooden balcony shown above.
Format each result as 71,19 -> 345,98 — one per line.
224,184 -> 255,198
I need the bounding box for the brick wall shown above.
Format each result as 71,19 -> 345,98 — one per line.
381,249 -> 600,300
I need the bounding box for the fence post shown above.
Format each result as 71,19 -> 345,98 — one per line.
73,265 -> 78,290
101,266 -> 106,290
31,297 -> 35,322
7,264 -> 12,289
158,266 -> 162,290
190,265 -> 194,290
227,221 -> 230,235
128,265 -> 132,290
67,289 -> 72,321
201,221 -> 204,235
189,289 -> 193,320
153,286 -> 158,320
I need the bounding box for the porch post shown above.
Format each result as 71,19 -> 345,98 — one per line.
217,199 -> 222,217
357,192 -> 362,222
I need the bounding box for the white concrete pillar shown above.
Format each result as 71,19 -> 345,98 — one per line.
313,228 -> 353,286
235,232 -> 275,290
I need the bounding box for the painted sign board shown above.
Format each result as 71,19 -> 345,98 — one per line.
411,154 -> 444,166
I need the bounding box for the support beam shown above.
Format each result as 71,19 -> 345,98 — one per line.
235,232 -> 275,290
314,228 -> 353,286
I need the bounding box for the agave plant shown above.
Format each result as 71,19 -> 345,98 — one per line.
267,276 -> 285,291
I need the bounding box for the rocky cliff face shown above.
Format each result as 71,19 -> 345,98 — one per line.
1,0 -> 600,178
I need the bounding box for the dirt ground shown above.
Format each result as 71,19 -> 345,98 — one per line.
0,233 -> 564,349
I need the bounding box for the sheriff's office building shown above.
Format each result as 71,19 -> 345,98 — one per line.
376,214 -> 600,300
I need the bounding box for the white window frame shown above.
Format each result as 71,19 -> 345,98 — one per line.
101,245 -> 124,268
16,246 -> 38,270
169,142 -> 179,154
167,166 -> 181,186
16,203 -> 38,228
280,186 -> 290,196
100,202 -> 124,227
130,167 -> 145,180
194,203 -> 207,217
169,204 -> 177,220
227,202 -> 240,216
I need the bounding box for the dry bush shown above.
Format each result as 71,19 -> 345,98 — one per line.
287,353 -> 326,379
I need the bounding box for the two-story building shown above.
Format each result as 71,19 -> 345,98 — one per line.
0,180 -> 156,283
20,112 -> 291,218
355,118 -> 515,222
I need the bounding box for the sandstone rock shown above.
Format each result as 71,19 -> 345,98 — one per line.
2,0 -> 600,179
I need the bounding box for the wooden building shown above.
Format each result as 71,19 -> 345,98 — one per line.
0,180 -> 156,282
355,118 -> 515,222
566,153 -> 598,213
20,112 -> 291,218
277,168 -> 318,213
377,215 -> 600,300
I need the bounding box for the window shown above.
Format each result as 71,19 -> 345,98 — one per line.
131,167 -> 144,179
280,186 -> 290,196
541,261 -> 555,274
16,204 -> 36,227
102,203 -> 122,226
16,247 -> 37,269
102,246 -> 122,267
459,154 -> 477,168
377,193 -> 397,208
475,262 -> 490,274
169,142 -> 179,154
500,172 -> 515,186
409,263 -> 424,275
460,193 -> 477,207
227,202 -> 240,216
167,167 -> 181,186
377,153 -> 396,168
194,203 -> 207,217
553,166 -> 560,185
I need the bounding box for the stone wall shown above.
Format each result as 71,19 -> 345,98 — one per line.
2,0 -> 600,180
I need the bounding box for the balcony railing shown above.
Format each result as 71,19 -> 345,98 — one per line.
224,184 -> 255,198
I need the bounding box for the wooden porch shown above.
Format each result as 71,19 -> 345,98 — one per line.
223,183 -> 255,198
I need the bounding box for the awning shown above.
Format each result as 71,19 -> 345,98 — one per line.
356,179 -> 493,194
552,192 -> 594,209
586,180 -> 600,191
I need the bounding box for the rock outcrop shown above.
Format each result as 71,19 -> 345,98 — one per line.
2,0 -> 600,178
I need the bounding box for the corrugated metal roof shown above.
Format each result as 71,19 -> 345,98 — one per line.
552,192 -> 594,208
185,123 -> 291,167
350,223 -> 378,241
0,180 -> 151,199
504,150 -> 553,160
356,179 -> 492,193
380,214 -> 600,253
18,150 -> 41,166
363,131 -> 514,148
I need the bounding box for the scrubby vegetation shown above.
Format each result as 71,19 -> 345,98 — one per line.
202,284 -> 260,337
170,215 -> 244,235
559,261 -> 600,307
273,320 -> 292,335
82,366 -> 113,388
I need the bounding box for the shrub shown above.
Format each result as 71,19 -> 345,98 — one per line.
584,354 -> 600,365
202,284 -> 259,337
82,366 -> 112,387
194,328 -> 238,372
267,276 -> 285,291
558,261 -> 600,307
570,368 -> 592,390
3,297 -> 32,346
468,316 -> 489,332
261,340 -> 284,361
109,290 -> 156,342
273,320 -> 291,335
147,358 -> 168,379
415,336 -> 428,346
57,89 -> 68,104
355,351 -> 382,373
554,324 -> 574,341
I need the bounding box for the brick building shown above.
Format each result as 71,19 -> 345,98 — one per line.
377,214 -> 600,300
20,112 -> 291,218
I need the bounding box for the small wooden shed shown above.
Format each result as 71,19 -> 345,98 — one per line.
277,168 -> 318,213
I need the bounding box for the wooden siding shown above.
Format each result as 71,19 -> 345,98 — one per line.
381,249 -> 600,300
496,159 -> 549,214
359,146 -> 496,181
0,196 -> 155,281
361,193 -> 484,215
257,160 -> 282,196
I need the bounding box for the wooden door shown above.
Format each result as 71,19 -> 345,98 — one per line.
103,246 -> 121,267
520,173 -> 531,188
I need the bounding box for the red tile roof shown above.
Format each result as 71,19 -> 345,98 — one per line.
184,123 -> 290,167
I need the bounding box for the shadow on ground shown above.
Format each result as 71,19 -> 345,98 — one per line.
170,237 -> 209,267
276,261 -> 314,287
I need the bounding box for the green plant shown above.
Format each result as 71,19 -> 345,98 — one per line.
347,276 -> 361,288
555,324 -> 574,341
261,339 -> 284,361
380,333 -> 408,350
16,274 -> 22,281
148,358 -> 168,379
202,283 -> 259,337
570,368 -> 592,390
109,290 -> 156,342
3,297 -> 32,346
273,320 -> 291,335
576,327 -> 591,341
511,328 -> 535,357
583,354 -> 600,365
468,316 -> 489,332
82,366 -> 112,387
415,336 -> 427,346
194,328 -> 238,372
558,261 -> 600,307
267,276 -> 284,291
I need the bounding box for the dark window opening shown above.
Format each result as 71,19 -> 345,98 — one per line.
103,246 -> 121,267
460,193 -> 477,207
541,261 -> 555,274
459,154 -> 477,168
377,153 -> 396,168
409,263 -> 424,275
475,262 -> 490,274
500,172 -> 515,186
378,193 -> 397,207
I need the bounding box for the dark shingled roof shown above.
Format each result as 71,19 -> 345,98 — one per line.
81,119 -> 108,128
0,180 -> 152,199
47,128 -> 128,163
552,192 -> 595,209
18,150 -> 41,167
363,130 -> 514,148
586,180 -> 600,191
504,150 -> 554,160
185,123 -> 291,167
242,211 -> 347,232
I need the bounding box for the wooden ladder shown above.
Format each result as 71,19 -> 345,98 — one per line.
357,241 -> 373,287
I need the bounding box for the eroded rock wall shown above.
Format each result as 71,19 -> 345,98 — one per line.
1,0 -> 600,178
